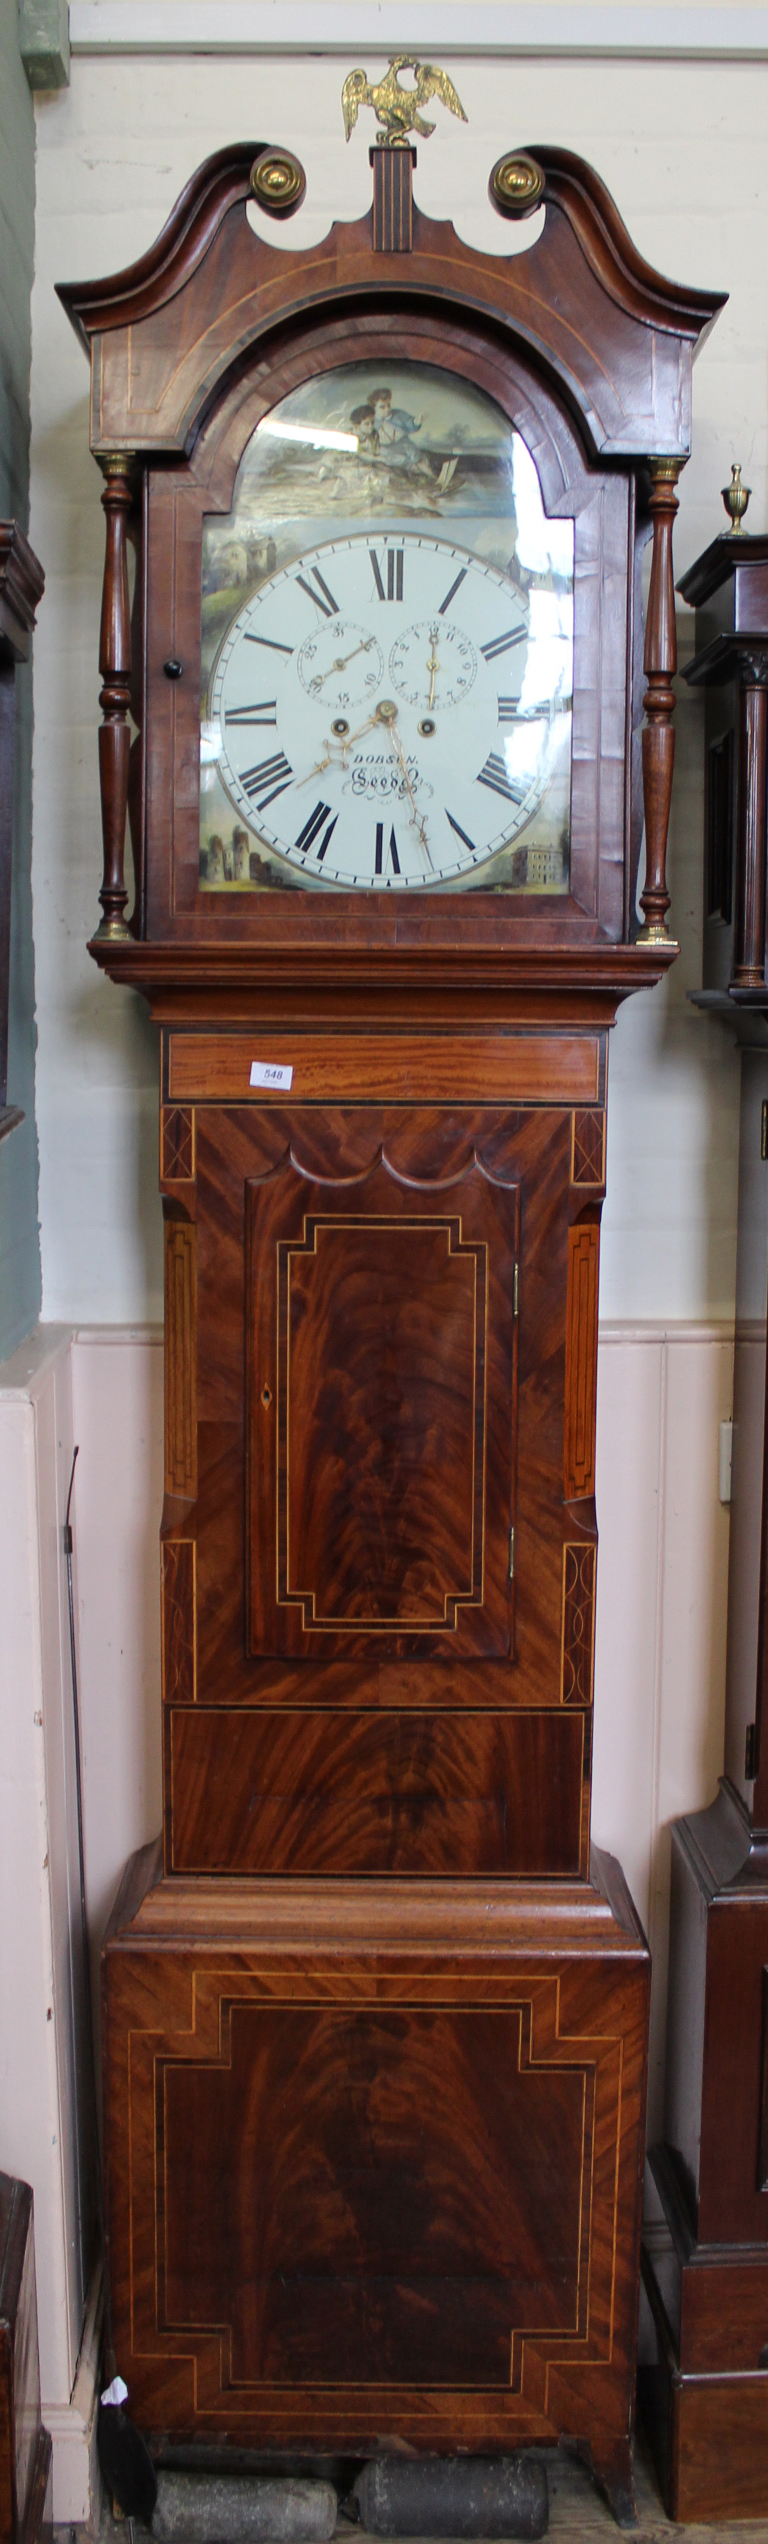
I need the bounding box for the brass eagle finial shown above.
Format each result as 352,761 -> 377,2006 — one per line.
341,56 -> 468,147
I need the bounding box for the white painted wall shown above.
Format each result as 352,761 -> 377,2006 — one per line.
28,44 -> 753,1325
64,5 -> 768,52
0,1328 -> 100,2524
70,1328 -> 164,2025
592,1322 -> 733,2138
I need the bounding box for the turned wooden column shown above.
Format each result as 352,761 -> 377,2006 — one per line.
731,649 -> 768,990
639,457 -> 685,943
95,454 -> 133,941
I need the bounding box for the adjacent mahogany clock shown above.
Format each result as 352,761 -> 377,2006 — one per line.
641,527 -> 768,2521
57,132 -> 723,2517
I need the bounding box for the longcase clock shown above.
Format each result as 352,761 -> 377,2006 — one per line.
57,132 -> 723,2518
641,526 -> 768,2520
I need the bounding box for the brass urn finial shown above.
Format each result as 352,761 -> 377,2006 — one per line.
722,462 -> 751,534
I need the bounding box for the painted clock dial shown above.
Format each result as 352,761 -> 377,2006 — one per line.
199,362 -> 574,895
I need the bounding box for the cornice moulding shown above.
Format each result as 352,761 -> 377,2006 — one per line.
0,524 -> 45,664
67,2 -> 768,57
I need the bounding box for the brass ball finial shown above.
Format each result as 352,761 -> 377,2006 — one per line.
489,152 -> 544,217
250,149 -> 306,217
722,462 -> 751,535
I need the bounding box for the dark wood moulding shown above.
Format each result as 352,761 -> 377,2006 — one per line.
0,523 -> 45,1138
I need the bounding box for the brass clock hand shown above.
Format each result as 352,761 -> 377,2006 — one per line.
337,636 -> 378,674
308,635 -> 377,693
427,640 -> 439,709
379,703 -> 433,865
298,704 -> 382,785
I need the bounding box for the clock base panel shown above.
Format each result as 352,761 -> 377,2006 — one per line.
639,1785 -> 768,2519
103,1841 -> 648,2500
640,2231 -> 768,2522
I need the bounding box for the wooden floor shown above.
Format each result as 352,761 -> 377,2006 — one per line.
548,2437 -> 768,2541
62,2435 -> 768,2543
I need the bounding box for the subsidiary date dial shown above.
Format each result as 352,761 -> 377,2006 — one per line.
298,618 -> 383,709
209,529 -> 569,889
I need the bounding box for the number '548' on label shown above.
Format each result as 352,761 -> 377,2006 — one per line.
250,1061 -> 294,1090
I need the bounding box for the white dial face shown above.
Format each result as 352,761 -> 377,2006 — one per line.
208,530 -> 570,891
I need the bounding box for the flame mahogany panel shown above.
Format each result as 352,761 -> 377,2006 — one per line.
166,1706 -> 587,1877
161,2001 -> 588,2385
161,1090 -> 601,1871
247,1145 -> 516,1662
167,1033 -> 600,1108
169,1098 -> 587,1708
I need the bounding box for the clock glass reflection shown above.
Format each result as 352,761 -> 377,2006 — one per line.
199,364 -> 574,894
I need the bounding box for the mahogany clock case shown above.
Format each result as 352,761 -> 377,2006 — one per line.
57,137 -> 725,982
679,530 -> 768,999
159,1047 -> 607,1885
640,537 -> 768,2520
57,143 -> 725,2501
103,1840 -> 649,2508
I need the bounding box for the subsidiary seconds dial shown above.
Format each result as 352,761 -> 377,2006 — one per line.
209,529 -> 567,889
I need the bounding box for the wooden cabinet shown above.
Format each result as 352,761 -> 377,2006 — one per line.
58,130 -> 723,2515
105,1847 -> 648,2488
641,535 -> 768,2518
0,526 -> 44,1142
0,2176 -> 51,2544
159,1043 -> 604,1879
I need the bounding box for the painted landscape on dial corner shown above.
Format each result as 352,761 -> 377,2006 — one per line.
199,363 -> 573,894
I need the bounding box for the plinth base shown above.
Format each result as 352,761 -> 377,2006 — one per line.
103,1843 -> 648,2521
641,2146 -> 768,2521
640,1783 -> 768,2520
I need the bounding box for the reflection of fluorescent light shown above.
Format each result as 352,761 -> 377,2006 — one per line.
256,419 -> 358,453
512,434 -> 574,580
200,720 -> 220,765
504,707 -> 570,791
